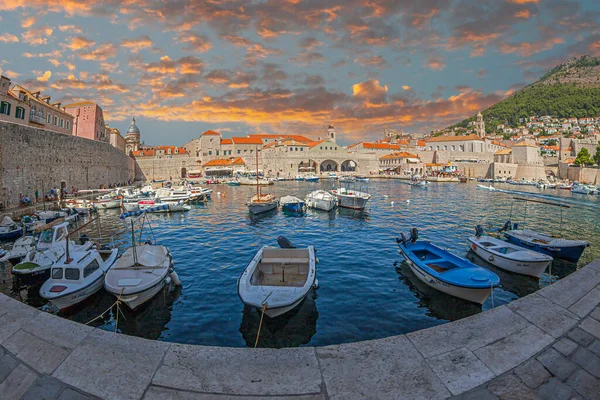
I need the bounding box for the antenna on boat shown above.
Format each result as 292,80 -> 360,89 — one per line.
131,219 -> 138,266
256,145 -> 260,198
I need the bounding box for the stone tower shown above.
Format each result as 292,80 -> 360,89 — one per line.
125,116 -> 141,154
327,125 -> 336,142
475,112 -> 485,138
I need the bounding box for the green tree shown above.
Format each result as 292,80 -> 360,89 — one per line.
547,139 -> 558,146
594,146 -> 600,165
574,148 -> 593,167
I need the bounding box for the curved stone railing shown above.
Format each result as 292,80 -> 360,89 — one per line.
1,259 -> 599,400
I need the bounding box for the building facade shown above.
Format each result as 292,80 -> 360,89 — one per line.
379,152 -> 424,175
107,125 -> 125,153
64,101 -> 107,142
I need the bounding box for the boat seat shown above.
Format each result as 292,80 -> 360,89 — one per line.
261,258 -> 309,264
427,264 -> 449,273
423,257 -> 445,264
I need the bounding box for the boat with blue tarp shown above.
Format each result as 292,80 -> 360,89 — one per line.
396,229 -> 500,304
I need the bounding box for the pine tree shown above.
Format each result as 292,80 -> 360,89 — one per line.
574,148 -> 593,166
594,146 -> 600,165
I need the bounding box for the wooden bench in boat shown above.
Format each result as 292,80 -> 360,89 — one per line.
260,257 -> 310,264
424,258 -> 449,273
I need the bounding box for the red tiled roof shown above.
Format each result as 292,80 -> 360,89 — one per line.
248,134 -> 314,143
202,130 -> 220,136
203,157 -> 245,167
426,134 -> 483,143
220,138 -> 233,145
231,137 -> 264,145
417,140 -> 426,147
380,152 -> 420,160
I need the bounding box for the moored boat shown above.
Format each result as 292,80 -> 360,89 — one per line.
355,176 -> 370,182
396,229 -> 500,304
502,224 -> 589,262
0,216 -> 23,240
0,235 -> 36,265
247,149 -> 278,214
476,184 -> 496,191
468,225 -> 553,278
331,187 -> 371,210
280,195 -> 305,212
237,237 -> 317,318
304,174 -> 319,182
305,190 -> 337,212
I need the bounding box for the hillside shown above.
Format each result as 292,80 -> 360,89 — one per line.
451,55 -> 600,132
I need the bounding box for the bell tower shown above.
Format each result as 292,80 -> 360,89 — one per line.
327,125 -> 336,142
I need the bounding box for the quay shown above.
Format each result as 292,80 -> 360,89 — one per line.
1,259 -> 599,399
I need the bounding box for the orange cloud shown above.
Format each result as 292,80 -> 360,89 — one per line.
177,31 -> 211,53
508,0 -> 539,3
21,16 -> 37,28
122,35 -> 153,53
65,36 -> 96,50
514,10 -> 531,19
59,25 -> 82,34
36,70 -> 52,82
78,43 -> 117,61
499,37 -> 565,56
21,26 -> 53,46
352,79 -> 388,99
426,56 -> 446,71
402,85 -> 411,90
0,33 -> 19,43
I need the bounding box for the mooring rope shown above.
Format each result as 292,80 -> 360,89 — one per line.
254,304 -> 267,348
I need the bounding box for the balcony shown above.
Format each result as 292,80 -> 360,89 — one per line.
29,113 -> 45,125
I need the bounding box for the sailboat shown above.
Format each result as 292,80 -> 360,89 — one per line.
247,147 -> 278,214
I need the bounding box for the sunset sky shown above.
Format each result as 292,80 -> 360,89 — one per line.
1,0 -> 599,145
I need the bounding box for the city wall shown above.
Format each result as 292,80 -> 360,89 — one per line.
560,165 -> 600,183
0,121 -> 135,208
133,155 -> 194,181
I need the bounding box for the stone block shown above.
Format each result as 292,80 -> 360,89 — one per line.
569,287 -> 600,318
589,340 -> 600,357
57,388 -> 93,400
407,305 -> 529,358
143,386 -> 326,400
53,329 -> 169,400
568,328 -> 595,346
0,353 -> 20,383
537,377 -> 573,400
0,364 -> 38,400
450,387 -> 496,400
487,373 -> 539,400
538,267 -> 600,308
3,330 -> 69,374
425,347 -> 495,395
0,300 -> 40,344
587,259 -> 600,273
566,368 -> 600,400
580,317 -> 600,340
508,294 -> 578,338
571,347 -> 600,378
553,338 -> 579,357
316,336 -> 450,400
474,325 -> 553,376
514,359 -> 551,389
154,343 -> 321,396
22,311 -> 93,351
21,375 -> 64,400
591,306 -> 600,322
537,348 -> 578,380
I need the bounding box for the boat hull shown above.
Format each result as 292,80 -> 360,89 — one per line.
117,279 -> 168,310
0,228 -> 23,240
282,201 -> 305,213
248,202 -> 278,214
336,195 -> 369,210
306,198 -> 336,212
47,274 -> 105,311
13,267 -> 50,286
263,297 -> 304,318
468,240 -> 550,278
404,256 -> 492,304
505,234 -> 587,262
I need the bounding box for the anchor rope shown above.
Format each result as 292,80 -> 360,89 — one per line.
254,304 -> 267,348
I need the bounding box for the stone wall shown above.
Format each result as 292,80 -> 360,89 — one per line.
134,155 -> 195,181
0,121 -> 135,208
561,165 -> 600,183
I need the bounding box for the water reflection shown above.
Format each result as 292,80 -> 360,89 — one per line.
239,290 -> 318,348
337,207 -> 370,221
395,262 -> 482,321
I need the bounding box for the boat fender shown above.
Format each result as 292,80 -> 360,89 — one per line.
169,270 -> 182,286
313,279 -> 319,289
475,225 -> 484,238
488,255 -> 494,262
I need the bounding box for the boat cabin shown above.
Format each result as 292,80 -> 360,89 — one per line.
252,248 -> 310,287
48,250 -> 115,294
37,223 -> 69,250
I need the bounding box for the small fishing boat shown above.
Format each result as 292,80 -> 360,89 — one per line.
247,149 -> 278,214
12,221 -> 93,285
227,180 -> 241,186
294,175 -> 304,181
40,246 -> 118,311
65,199 -> 97,214
0,235 -> 36,265
238,236 -> 317,318
355,176 -> 370,182
502,224 -> 589,262
409,176 -> 429,187
468,226 -> 553,278
0,217 -> 23,240
476,184 -> 496,191
304,174 -> 319,182
571,184 -> 597,195
327,173 -> 338,180
305,190 -> 337,212
396,229 -> 500,304
338,176 -> 355,183
558,182 -> 573,190
280,195 -> 305,212
331,187 -> 371,210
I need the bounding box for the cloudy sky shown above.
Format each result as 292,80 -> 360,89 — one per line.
1,1 -> 599,146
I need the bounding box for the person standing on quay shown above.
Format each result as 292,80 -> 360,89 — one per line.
35,188 -> 39,203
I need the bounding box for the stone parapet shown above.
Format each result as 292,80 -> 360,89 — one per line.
0,259 -> 599,399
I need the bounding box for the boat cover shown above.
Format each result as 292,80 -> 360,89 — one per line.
116,244 -> 169,268
1,216 -> 15,227
119,204 -> 169,219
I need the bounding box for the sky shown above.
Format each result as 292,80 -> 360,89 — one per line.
1,1 -> 600,146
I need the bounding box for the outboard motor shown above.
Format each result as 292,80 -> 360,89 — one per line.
277,236 -> 296,249
410,228 -> 418,243
79,234 -> 89,245
400,232 -> 409,244
498,220 -> 511,232
475,225 -> 484,238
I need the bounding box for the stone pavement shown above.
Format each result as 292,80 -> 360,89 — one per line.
0,259 -> 599,400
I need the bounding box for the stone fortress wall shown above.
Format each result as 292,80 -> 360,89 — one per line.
0,121 -> 135,208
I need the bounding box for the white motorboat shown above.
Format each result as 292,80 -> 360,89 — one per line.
468,226 -> 553,278
355,176 -> 370,182
94,196 -> 122,209
331,187 -> 371,210
0,235 -> 36,265
0,216 -> 23,240
280,195 -> 305,212
137,200 -> 191,213
294,175 -> 304,181
238,237 -> 317,318
476,184 -> 496,191
571,184 -> 597,195
12,222 -> 93,285
338,176 -> 355,183
105,244 -> 174,310
327,173 -> 338,180
35,209 -> 78,224
305,190 -> 337,211
304,174 -> 319,182
40,247 -> 118,311
65,199 -> 97,214
503,228 -> 589,262
240,177 -> 273,185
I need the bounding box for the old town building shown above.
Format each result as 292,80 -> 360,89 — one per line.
64,101 -> 107,142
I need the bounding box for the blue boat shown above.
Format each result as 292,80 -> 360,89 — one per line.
0,217 -> 23,241
280,195 -> 305,213
304,174 -> 319,182
396,229 -> 500,304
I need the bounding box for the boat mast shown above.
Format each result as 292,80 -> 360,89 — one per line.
256,146 -> 260,198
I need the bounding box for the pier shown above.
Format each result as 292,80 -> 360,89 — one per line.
1,259 -> 599,399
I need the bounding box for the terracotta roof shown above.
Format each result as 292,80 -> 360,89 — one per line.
350,142 -> 400,150
202,130 -> 220,136
426,134 -> 483,143
379,152 -> 420,160
543,145 -> 559,151
131,146 -> 188,157
231,137 -> 264,145
494,149 -> 512,155
563,158 -> 576,164
512,141 -> 536,147
308,140 -> 328,148
417,140 -> 426,147
131,149 -> 154,157
248,134 -> 314,143
220,138 -> 233,145
63,101 -> 96,108
203,157 -> 245,167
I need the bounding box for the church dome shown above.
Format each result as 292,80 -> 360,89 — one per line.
127,117 -> 140,135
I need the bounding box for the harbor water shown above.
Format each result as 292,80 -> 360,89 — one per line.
1,179 -> 599,348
